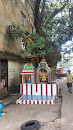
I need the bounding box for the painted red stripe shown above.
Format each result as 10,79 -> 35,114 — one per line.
25,100 -> 27,104
45,101 -> 47,104
36,84 -> 37,92
46,84 -> 47,95
37,101 -> 39,104
56,84 -> 58,97
21,72 -> 33,73
51,84 -> 53,95
41,101 -> 43,104
22,84 -> 23,95
31,84 -> 32,95
41,84 -> 42,95
26,84 -> 28,95
50,101 -> 51,104
29,101 -> 31,104
33,101 -> 35,104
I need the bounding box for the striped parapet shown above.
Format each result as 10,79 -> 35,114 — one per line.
20,84 -> 59,97
16,83 -> 59,105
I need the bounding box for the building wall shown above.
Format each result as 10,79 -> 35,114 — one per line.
0,0 -> 35,56
0,0 -> 35,95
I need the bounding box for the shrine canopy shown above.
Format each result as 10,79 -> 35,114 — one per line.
37,58 -> 51,73
21,63 -> 35,84
36,58 -> 51,83
21,63 -> 35,75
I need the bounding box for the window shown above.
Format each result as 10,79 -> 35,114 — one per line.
22,39 -> 26,50
21,12 -> 26,27
31,25 -> 34,34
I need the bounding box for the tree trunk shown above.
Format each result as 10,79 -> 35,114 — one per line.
34,0 -> 46,34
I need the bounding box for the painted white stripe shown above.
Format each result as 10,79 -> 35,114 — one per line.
23,100 -> 25,104
42,84 -> 46,95
19,100 -> 22,104
31,100 -> 33,104
37,84 -> 41,95
22,70 -> 34,72
52,84 -> 56,96
47,100 -> 50,104
43,100 -> 45,104
16,100 -> 18,104
39,100 -> 41,104
51,100 -> 54,104
47,84 -> 51,96
32,84 -> 36,95
28,84 -> 31,95
20,84 -> 22,95
35,100 -> 37,104
23,84 -> 26,95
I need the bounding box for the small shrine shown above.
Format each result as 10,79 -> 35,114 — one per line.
36,58 -> 51,83
16,60 -> 59,105
21,63 -> 35,84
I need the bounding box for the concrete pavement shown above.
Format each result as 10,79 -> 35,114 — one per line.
2,77 -> 73,130
2,93 -> 20,107
0,99 -> 61,130
60,77 -> 73,130
0,85 -> 61,130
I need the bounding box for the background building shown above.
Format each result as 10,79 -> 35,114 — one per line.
0,0 -> 35,98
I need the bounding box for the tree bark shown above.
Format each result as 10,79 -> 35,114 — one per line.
34,0 -> 41,29
40,0 -> 46,25
34,0 -> 46,34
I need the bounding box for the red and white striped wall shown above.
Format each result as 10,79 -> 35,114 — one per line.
20,83 -> 59,97
16,97 -> 55,105
16,83 -> 59,105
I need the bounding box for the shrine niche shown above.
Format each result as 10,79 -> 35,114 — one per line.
36,58 -> 51,83
21,63 -> 35,84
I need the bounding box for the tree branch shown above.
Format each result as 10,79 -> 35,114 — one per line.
40,0 -> 46,24
46,3 -> 66,23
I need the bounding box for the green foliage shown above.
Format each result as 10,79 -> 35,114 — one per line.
9,22 -> 60,65
24,30 -> 30,35
43,9 -> 73,46
25,33 -> 59,61
25,33 -> 46,57
53,17 -> 73,45
9,22 -> 24,38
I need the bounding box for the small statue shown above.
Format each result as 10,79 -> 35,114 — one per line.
28,77 -> 31,83
42,72 -> 46,82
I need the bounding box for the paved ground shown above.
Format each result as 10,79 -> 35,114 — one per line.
1,77 -> 73,130
0,101 -> 61,130
61,77 -> 73,130
0,79 -> 62,130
